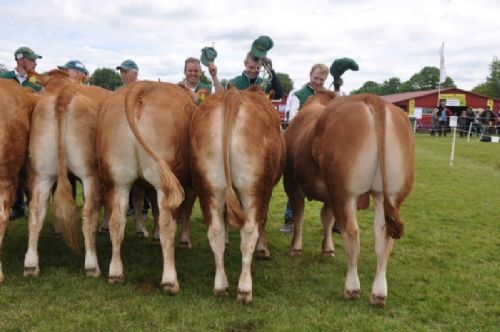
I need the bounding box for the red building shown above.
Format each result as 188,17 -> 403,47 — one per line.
381,88 -> 500,130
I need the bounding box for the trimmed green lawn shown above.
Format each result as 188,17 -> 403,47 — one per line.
0,133 -> 498,331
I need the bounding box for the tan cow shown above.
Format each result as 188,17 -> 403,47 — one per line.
284,92 -> 414,306
190,86 -> 285,304
0,79 -> 39,282
23,69 -> 112,278
97,81 -> 194,293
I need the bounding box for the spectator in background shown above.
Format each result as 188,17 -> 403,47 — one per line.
480,106 -> 496,136
430,108 -> 439,136
437,99 -> 452,137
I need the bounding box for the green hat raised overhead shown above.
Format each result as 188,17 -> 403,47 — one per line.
200,47 -> 217,67
14,47 -> 42,61
330,58 -> 359,92
250,35 -> 273,58
330,58 -> 359,79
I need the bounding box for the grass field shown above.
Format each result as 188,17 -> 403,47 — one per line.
0,133 -> 499,331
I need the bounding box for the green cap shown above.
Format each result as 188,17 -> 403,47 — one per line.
14,47 -> 42,61
116,59 -> 139,71
200,47 -> 217,66
330,58 -> 359,78
250,35 -> 273,58
58,60 -> 88,75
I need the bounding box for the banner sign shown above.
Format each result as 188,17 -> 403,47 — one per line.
439,93 -> 466,107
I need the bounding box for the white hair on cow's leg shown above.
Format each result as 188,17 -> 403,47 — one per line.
81,175 -> 101,277
24,176 -> 56,278
108,186 -> 129,283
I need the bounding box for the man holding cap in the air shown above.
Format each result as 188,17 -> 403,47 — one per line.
58,60 -> 89,84
220,36 -> 282,99
116,59 -> 139,86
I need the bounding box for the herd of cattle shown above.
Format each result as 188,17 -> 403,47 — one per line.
0,69 -> 414,306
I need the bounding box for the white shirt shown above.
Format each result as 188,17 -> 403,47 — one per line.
285,89 -> 300,122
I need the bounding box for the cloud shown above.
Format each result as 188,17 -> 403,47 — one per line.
0,0 -> 498,93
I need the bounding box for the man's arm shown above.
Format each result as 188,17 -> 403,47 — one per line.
286,93 -> 300,122
269,69 -> 283,99
209,63 -> 224,92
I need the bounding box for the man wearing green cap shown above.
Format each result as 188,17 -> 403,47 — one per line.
58,60 -> 89,84
0,46 -> 43,92
116,59 -> 139,86
0,47 -> 43,220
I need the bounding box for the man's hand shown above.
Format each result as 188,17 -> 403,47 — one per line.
208,63 -> 217,78
261,57 -> 272,71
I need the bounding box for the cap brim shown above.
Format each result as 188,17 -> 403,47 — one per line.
250,46 -> 266,59
57,65 -> 68,70
200,56 -> 209,67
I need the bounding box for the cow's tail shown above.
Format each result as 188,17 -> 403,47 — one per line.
370,95 -> 404,239
53,87 -> 81,253
222,88 -> 246,228
124,82 -> 184,209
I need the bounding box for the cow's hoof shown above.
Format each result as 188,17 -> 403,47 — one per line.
255,249 -> 271,261
321,249 -> 335,257
343,289 -> 361,301
152,237 -> 161,244
236,288 -> 252,305
369,293 -> 387,307
214,287 -> 229,297
288,248 -> 302,257
136,231 -> 146,238
108,275 -> 124,284
179,241 -> 192,249
85,267 -> 101,278
23,266 -> 39,278
161,281 -> 179,295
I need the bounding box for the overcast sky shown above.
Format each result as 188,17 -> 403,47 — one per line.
0,0 -> 498,93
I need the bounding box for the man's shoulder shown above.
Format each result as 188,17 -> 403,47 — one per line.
0,71 -> 16,79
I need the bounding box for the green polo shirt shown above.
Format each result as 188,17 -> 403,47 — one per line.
293,84 -> 315,107
0,70 -> 42,92
195,81 -> 212,93
228,72 -> 271,93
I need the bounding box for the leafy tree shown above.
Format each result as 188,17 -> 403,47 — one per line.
472,57 -> 500,98
275,72 -> 294,95
220,78 -> 228,88
200,70 -> 211,85
380,77 -> 401,95
89,68 -> 122,91
352,66 -> 455,95
351,80 -> 382,95
0,63 -> 8,73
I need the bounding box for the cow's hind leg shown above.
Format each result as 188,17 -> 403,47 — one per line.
178,187 -> 196,249
205,190 -> 229,297
81,175 -> 101,277
131,185 -> 148,238
108,186 -> 129,284
24,176 -> 55,277
321,204 -> 335,257
333,197 -> 361,300
236,194 -> 262,304
157,191 -> 179,295
369,192 -> 395,307
288,192 -> 305,257
0,181 -> 16,283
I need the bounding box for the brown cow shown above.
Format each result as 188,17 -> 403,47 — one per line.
190,86 -> 285,303
23,69 -> 112,278
284,92 -> 414,306
0,79 -> 39,282
97,81 -> 194,293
